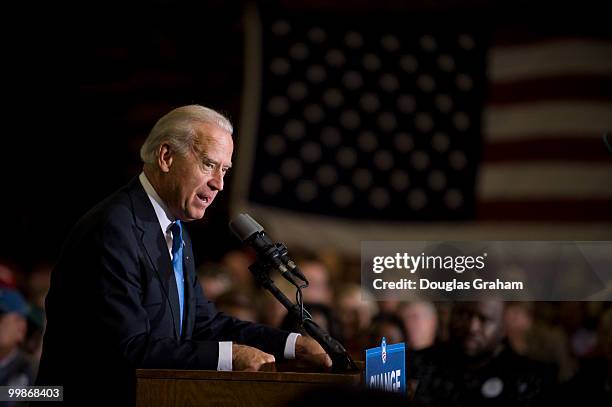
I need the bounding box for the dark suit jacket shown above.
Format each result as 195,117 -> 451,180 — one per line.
36,177 -> 290,405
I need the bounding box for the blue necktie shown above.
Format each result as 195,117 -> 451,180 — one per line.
170,220 -> 184,335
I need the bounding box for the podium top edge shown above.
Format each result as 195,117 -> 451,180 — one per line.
136,368 -> 362,384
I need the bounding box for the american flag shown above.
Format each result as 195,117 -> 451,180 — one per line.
231,4 -> 612,255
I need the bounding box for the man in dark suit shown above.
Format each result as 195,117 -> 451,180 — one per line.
411,301 -> 556,406
36,105 -> 331,405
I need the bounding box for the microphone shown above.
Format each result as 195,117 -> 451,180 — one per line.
229,213 -> 308,285
229,213 -> 357,372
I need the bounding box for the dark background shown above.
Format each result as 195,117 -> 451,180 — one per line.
4,1 -> 248,268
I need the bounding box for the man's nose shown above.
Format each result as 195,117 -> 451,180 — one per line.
208,170 -> 224,191
468,316 -> 481,333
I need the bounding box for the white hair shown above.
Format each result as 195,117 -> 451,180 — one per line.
140,105 -> 233,164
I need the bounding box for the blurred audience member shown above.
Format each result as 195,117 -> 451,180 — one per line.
504,301 -> 576,382
21,263 -> 50,376
221,249 -> 256,289
434,302 -> 452,343
197,262 -> 232,301
257,290 -> 287,328
335,283 -> 378,359
377,300 -> 400,314
0,288 -> 34,387
0,261 -> 18,288
412,300 -> 556,406
27,261 -> 52,310
398,301 -> 438,351
316,249 -> 344,282
299,260 -> 333,306
364,312 -> 407,349
215,290 -> 257,322
24,306 -> 45,376
599,307 -> 612,368
562,306 -> 612,405
558,301 -> 598,357
256,276 -> 295,328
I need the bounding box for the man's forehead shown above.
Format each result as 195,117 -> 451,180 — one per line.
475,302 -> 503,321
194,122 -> 232,142
193,123 -> 233,155
456,301 -> 503,318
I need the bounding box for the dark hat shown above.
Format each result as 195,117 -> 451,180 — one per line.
0,287 -> 29,318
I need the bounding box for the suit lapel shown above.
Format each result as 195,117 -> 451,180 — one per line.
128,178 -> 182,340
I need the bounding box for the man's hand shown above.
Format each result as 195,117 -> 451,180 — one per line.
232,344 -> 275,371
295,335 -> 333,370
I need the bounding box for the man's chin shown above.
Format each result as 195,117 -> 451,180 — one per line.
193,209 -> 207,220
182,208 -> 206,222
462,340 -> 482,357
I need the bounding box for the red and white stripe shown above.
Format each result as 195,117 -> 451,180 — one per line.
478,34 -> 612,222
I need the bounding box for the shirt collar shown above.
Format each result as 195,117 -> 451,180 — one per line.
139,171 -> 175,235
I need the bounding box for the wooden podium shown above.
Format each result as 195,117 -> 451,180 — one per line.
136,362 -> 363,407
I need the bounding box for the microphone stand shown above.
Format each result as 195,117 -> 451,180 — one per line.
249,260 -> 358,373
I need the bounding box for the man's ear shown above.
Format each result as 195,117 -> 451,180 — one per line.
157,143 -> 174,173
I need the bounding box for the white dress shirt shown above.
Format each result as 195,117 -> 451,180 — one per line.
138,172 -> 299,370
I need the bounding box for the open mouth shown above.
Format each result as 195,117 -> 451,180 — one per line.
196,193 -> 210,205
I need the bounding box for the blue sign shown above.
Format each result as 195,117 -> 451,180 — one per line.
365,337 -> 406,393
